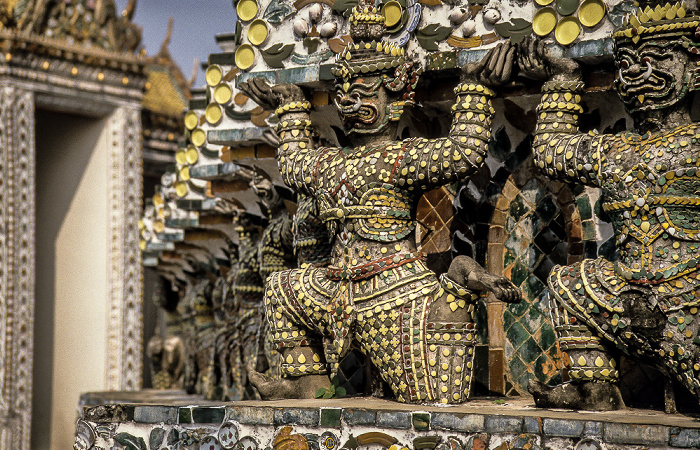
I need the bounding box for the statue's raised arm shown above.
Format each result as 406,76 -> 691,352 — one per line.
239,79 -> 315,195
394,43 -> 516,192
519,38 -> 614,188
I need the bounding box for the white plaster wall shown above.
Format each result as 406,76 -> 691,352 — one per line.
34,110 -> 110,450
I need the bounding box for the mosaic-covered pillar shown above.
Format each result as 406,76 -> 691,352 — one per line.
0,85 -> 35,450
486,159 -> 591,395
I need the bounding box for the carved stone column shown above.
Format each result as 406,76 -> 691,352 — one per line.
106,106 -> 144,391
0,86 -> 35,450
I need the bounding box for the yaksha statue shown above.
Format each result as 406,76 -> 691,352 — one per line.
241,0 -> 520,404
522,1 -> 700,410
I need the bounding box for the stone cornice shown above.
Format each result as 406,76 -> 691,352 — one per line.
0,29 -> 146,97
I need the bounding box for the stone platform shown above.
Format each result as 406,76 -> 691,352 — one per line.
75,395 -> 700,449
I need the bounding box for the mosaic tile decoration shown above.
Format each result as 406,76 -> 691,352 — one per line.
455,127 -> 601,394
501,175 -> 568,396
76,397 -> 700,450
496,168 -> 600,395
446,98 -> 608,394
416,185 -> 466,276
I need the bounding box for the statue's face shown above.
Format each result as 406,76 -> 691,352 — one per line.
250,176 -> 281,213
334,74 -> 390,134
615,38 -> 693,115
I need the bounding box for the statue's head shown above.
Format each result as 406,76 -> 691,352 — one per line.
250,169 -> 282,216
614,2 -> 700,117
331,0 -> 420,135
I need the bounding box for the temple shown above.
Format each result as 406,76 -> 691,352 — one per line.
0,0 -> 699,449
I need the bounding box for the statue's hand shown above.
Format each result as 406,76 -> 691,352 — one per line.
239,78 -> 305,110
462,41 -> 516,88
518,36 -> 580,82
479,273 -> 522,303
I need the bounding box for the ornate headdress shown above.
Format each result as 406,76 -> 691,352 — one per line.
331,0 -> 420,117
613,1 -> 700,110
614,1 -> 699,45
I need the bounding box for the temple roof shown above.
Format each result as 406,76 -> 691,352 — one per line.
143,18 -> 191,118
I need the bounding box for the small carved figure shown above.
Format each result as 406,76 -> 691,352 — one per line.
146,329 -> 185,390
191,272 -> 217,398
147,279 -> 186,389
177,263 -> 216,396
206,268 -> 229,399
240,0 -> 520,403
520,1 -> 700,410
6,0 -> 142,52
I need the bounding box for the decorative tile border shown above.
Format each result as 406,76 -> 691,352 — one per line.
75,398 -> 700,450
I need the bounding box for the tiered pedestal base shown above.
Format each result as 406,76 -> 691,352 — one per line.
75,395 -> 700,449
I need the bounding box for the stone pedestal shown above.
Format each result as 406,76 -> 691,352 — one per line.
75,396 -> 700,449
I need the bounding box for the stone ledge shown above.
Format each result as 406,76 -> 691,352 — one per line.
77,394 -> 700,449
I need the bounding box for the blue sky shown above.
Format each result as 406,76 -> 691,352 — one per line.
116,0 -> 237,87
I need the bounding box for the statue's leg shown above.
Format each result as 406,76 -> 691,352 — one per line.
228,331 -> 244,400
255,318 -> 279,376
425,274 -> 480,404
355,266 -> 478,404
216,333 -> 232,400
203,333 -> 221,400
249,269 -> 331,399
241,316 -> 263,399
529,301 -> 624,410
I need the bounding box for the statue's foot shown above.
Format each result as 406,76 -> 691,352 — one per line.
528,380 -> 624,411
249,371 -> 330,400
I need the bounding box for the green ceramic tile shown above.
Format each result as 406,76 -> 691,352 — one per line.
506,322 -> 529,349
576,195 -> 592,220
515,368 -> 533,392
320,408 -> 342,427
520,309 -> 542,335
508,354 -> 527,380
526,275 -> 545,299
509,195 -> 527,221
539,324 -> 557,351
519,337 -> 542,365
412,412 -> 431,431
510,261 -> 530,287
192,407 -> 225,424
508,297 -> 529,317
503,309 -> 516,331
504,249 -> 516,267
178,407 -> 191,424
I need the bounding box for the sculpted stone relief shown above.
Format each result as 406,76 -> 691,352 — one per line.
140,0 -> 700,413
